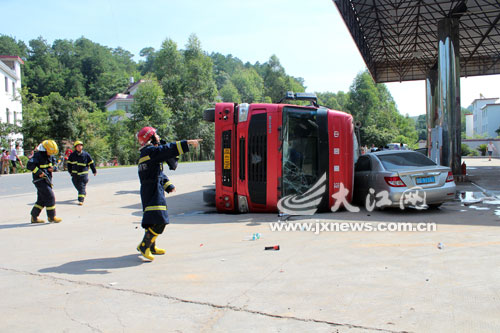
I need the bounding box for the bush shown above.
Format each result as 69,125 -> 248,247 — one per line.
18,155 -> 29,173
477,144 -> 488,156
461,143 -> 471,156
468,150 -> 479,157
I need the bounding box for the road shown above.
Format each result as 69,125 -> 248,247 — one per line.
0,161 -> 214,197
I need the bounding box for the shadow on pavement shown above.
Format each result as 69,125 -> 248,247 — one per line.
39,254 -> 147,275
0,222 -> 48,230
115,190 -> 140,195
56,199 -> 80,205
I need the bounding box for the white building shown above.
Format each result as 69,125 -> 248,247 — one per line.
465,113 -> 473,138
466,96 -> 500,138
0,55 -> 24,151
105,78 -> 145,117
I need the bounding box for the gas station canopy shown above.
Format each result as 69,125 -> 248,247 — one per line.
334,0 -> 500,83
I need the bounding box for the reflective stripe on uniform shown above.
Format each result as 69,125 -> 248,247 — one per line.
88,160 -> 94,165
40,164 -> 51,168
67,161 -> 76,164
176,141 -> 183,154
78,194 -> 86,198
76,162 -> 87,167
163,181 -> 173,189
72,170 -> 78,173
46,206 -> 56,211
32,167 -> 39,174
148,227 -> 159,236
77,171 -> 88,175
139,155 -> 150,164
144,205 -> 167,212
34,204 -> 43,210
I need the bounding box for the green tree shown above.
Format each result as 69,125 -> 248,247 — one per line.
107,110 -> 138,165
20,88 -> 51,150
130,77 -> 173,141
231,68 -> 263,103
346,70 -> 417,147
40,92 -> 77,147
172,34 -> 217,151
263,55 -> 288,102
219,81 -> 241,103
316,92 -> 341,110
138,47 -> 156,75
0,35 -> 28,58
24,37 -> 66,97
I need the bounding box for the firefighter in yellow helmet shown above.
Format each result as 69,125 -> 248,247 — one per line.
26,140 -> 62,223
67,140 -> 97,205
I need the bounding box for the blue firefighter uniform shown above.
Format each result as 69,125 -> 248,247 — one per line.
138,140 -> 189,231
27,151 -> 58,221
67,150 -> 96,203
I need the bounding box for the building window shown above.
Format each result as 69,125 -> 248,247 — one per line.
6,108 -> 10,123
4,76 -> 7,92
13,111 -> 17,124
12,82 -> 15,97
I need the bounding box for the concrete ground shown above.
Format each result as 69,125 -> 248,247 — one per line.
1,157 -> 499,332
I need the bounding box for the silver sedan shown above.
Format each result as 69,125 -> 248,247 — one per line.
354,151 -> 456,209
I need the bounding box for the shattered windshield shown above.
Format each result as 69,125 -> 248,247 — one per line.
282,107 -> 319,196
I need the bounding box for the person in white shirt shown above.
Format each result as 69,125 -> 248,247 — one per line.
9,144 -> 24,173
487,141 -> 497,161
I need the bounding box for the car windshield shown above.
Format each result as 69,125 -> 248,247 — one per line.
378,152 -> 436,170
282,107 -> 319,196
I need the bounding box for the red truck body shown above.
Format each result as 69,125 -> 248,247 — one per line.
210,99 -> 356,213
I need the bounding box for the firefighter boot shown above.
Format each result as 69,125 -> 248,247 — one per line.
150,235 -> 166,255
137,229 -> 155,261
31,204 -> 45,223
47,209 -> 62,223
31,216 -> 45,223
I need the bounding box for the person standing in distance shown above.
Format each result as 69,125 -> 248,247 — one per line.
136,126 -> 201,261
67,140 -> 97,205
26,140 -> 62,223
487,141 -> 497,161
9,144 -> 24,173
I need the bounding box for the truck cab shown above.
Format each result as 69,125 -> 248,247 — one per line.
204,92 -> 357,213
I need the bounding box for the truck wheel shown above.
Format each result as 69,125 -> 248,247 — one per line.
203,108 -> 215,122
203,188 -> 216,206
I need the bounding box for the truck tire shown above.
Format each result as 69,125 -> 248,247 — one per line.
203,188 -> 216,206
203,108 -> 215,122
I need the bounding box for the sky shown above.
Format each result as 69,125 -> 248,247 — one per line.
2,0 -> 499,117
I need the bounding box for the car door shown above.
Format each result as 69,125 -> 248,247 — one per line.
354,155 -> 372,203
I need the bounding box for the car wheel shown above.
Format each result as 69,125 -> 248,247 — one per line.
428,203 -> 442,209
203,188 -> 216,206
203,108 -> 215,122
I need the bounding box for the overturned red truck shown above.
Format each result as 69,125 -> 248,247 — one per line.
203,92 -> 359,213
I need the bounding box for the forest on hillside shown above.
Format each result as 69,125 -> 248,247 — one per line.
0,34 -> 417,164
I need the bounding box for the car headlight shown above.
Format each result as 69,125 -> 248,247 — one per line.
238,195 -> 249,213
238,103 -> 249,122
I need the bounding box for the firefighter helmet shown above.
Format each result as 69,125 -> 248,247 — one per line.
137,126 -> 156,146
74,140 -> 83,147
42,140 -> 59,156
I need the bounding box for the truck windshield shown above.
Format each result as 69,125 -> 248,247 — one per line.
282,107 -> 320,196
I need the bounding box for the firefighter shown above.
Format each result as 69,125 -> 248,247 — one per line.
136,126 -> 200,261
67,140 -> 97,205
26,140 -> 62,223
